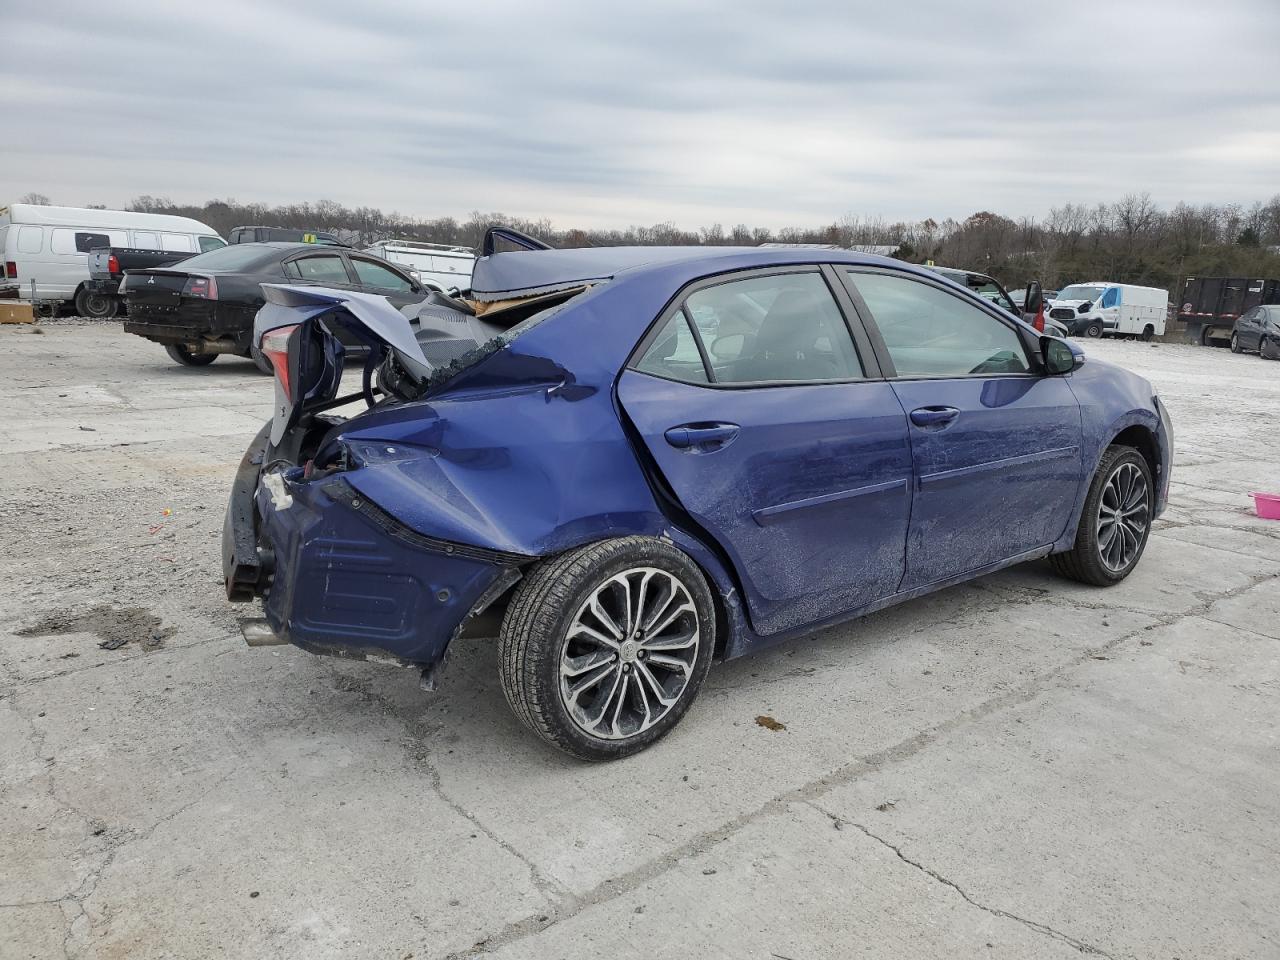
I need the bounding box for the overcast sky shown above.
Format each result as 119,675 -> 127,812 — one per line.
4,0 -> 1277,229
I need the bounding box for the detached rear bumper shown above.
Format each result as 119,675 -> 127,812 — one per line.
222,423 -> 525,668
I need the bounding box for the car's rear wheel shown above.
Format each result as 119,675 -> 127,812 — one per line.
1050,445 -> 1153,587
164,343 -> 217,367
499,536 -> 715,761
1230,332 -> 1243,353
1084,321 -> 1104,338
74,288 -> 118,319
248,342 -> 275,375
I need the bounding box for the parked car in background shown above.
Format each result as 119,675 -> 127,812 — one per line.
1048,282 -> 1168,340
83,246 -> 195,318
225,237 -> 1172,760
363,239 -> 476,292
228,225 -> 348,246
1178,277 -> 1280,347
0,204 -> 224,317
924,265 -> 1065,335
1231,304 -> 1280,358
121,242 -> 432,369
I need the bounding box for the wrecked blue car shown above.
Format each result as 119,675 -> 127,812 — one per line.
223,228 -> 1172,760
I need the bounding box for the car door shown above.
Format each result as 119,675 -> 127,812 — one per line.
840,267 -> 1083,591
1237,307 -> 1263,349
616,267 -> 914,638
347,254 -> 429,309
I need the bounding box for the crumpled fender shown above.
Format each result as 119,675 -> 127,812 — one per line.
330,339 -> 673,558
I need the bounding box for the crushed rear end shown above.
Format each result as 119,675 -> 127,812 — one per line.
221,282 -> 566,676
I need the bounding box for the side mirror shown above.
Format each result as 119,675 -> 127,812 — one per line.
1042,336 -> 1083,375
1025,280 -> 1044,314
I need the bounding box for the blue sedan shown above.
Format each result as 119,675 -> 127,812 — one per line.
223,231 -> 1173,760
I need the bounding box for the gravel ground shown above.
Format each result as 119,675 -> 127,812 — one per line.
1,323 -> 1278,960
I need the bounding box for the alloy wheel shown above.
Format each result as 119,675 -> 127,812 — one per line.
1096,462 -> 1149,572
559,567 -> 700,740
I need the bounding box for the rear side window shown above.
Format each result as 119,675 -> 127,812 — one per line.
684,272 -> 862,384
133,231 -> 159,249
634,310 -> 710,384
51,229 -> 122,254
848,271 -> 1029,377
161,233 -> 193,252
350,257 -> 413,291
288,255 -> 350,284
17,226 -> 43,253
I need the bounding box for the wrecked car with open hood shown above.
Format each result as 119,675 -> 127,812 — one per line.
223,228 -> 1172,761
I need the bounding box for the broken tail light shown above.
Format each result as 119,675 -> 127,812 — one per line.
182,275 -> 218,299
261,324 -> 299,397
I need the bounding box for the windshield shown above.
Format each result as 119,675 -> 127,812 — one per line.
1056,285 -> 1106,302
174,244 -> 273,271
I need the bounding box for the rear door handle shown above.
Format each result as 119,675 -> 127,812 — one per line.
909,406 -> 960,427
664,423 -> 740,449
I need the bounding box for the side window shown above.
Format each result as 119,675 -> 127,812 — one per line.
350,257 -> 414,291
17,226 -> 43,253
50,230 -> 78,254
161,233 -> 193,252
1101,287 -> 1120,308
133,231 -> 159,249
683,272 -> 863,384
848,271 -> 1030,378
634,310 -> 710,384
198,235 -> 226,253
73,232 -> 111,253
289,255 -> 351,284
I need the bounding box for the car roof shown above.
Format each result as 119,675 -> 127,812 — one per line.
469,245 -> 900,301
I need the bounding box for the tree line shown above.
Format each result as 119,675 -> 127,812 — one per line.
21,190 -> 1280,292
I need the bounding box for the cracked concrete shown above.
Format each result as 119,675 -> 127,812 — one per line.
2,327 -> 1278,958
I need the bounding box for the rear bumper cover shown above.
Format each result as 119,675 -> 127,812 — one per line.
222,423 -> 525,667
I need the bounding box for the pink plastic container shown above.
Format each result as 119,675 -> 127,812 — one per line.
1250,492 -> 1280,520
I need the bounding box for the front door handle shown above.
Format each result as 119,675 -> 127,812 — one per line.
664,422 -> 740,450
909,406 -> 960,427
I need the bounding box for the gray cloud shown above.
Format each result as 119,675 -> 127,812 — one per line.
3,0 -> 1277,229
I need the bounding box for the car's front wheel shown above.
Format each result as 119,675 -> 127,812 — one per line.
1050,445 -> 1153,586
499,537 -> 715,761
1084,321 -> 1104,338
1230,332 -> 1243,353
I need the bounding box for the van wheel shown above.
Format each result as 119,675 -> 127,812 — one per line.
164,344 -> 217,367
1140,325 -> 1155,342
498,537 -> 715,761
1050,445 -> 1152,587
1084,321 -> 1104,338
74,288 -> 118,319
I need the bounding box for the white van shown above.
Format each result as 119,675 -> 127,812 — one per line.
0,204 -> 225,315
1047,282 -> 1169,340
363,240 -> 475,292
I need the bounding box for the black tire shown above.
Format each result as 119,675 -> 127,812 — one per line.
248,342 -> 275,375
498,536 -> 716,761
1084,321 -> 1104,338
1050,445 -> 1153,587
1262,336 -> 1280,361
163,343 -> 217,367
1230,332 -> 1243,353
74,288 -> 118,319
1140,325 -> 1155,342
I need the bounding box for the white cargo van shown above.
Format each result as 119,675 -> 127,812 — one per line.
363,240 -> 475,292
0,204 -> 225,315
1046,282 -> 1169,340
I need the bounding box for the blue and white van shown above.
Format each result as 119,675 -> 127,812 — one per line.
1047,282 -> 1169,340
